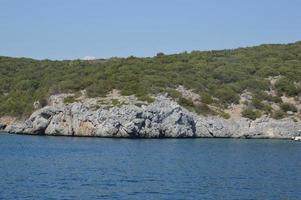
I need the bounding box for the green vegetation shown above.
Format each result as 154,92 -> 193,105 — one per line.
270,103 -> 298,119
275,77 -> 299,96
0,41 -> 301,118
111,99 -> 127,107
242,109 -> 262,120
63,96 -> 76,104
111,99 -> 120,106
272,110 -> 286,119
280,103 -> 298,113
137,94 -> 155,104
251,98 -> 265,110
219,112 -> 231,119
249,96 -> 273,115
201,93 -> 213,104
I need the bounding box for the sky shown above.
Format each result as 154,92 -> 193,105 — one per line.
0,0 -> 301,60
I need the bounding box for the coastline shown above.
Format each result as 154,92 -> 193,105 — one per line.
0,131 -> 297,140
1,95 -> 300,139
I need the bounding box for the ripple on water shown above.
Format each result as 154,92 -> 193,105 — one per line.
0,134 -> 301,200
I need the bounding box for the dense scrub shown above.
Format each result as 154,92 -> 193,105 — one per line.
0,41 -> 301,118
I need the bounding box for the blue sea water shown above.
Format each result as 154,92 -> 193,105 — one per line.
0,133 -> 300,200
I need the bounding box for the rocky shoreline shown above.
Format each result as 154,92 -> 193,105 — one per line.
1,95 -> 301,139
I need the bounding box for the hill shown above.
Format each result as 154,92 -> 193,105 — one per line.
0,41 -> 301,120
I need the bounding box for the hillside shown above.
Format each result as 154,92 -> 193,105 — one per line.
0,41 -> 301,120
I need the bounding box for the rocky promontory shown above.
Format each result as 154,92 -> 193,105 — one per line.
1,94 -> 301,139
1,42 -> 301,139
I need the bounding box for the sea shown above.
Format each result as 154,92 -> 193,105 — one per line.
0,133 -> 300,200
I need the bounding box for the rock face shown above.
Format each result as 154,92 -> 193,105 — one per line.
0,123 -> 6,130
4,95 -> 301,138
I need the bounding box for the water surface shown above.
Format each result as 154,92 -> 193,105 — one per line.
0,133 -> 300,200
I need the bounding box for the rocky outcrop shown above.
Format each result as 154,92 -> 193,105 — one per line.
0,123 -> 6,130
4,95 -> 301,138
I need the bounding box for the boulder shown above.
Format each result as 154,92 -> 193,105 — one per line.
5,122 -> 26,134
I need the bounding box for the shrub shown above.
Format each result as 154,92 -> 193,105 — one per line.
251,98 -> 265,110
178,97 -> 194,111
194,103 -> 216,116
86,83 -> 109,98
241,109 -> 262,120
165,89 -> 182,99
201,93 -> 213,104
137,95 -> 155,104
156,52 -> 165,57
111,99 -> 120,106
39,98 -> 48,107
263,104 -> 273,114
280,103 -> 298,113
219,112 -> 231,119
63,96 -> 75,104
253,91 -> 282,103
274,78 -> 297,96
272,110 -> 286,119
242,79 -> 270,91
215,87 -> 240,106
270,96 -> 282,103
256,66 -> 279,77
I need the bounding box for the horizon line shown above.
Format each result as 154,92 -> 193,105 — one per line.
1,40 -> 300,62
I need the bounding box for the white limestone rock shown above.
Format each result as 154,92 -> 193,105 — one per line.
5,95 -> 301,139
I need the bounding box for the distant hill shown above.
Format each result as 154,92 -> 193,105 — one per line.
0,41 -> 300,119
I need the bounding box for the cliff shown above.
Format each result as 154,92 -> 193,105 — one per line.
2,94 -> 300,138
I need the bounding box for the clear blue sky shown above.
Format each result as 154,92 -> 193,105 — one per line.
0,0 -> 300,60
